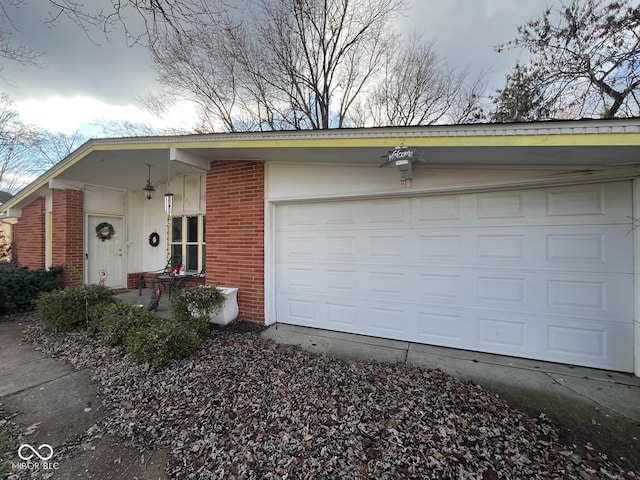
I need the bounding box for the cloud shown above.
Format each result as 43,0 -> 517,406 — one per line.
401,0 -> 545,85
15,96 -> 198,137
1,0 -> 156,107
0,0 -> 555,135
15,97 -> 151,134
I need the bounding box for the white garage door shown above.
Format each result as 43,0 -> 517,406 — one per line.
275,181 -> 634,372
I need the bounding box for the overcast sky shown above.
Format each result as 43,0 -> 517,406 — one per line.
0,0 -> 548,136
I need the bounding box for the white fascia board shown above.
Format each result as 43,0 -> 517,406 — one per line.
170,147 -> 210,170
49,179 -> 83,190
4,208 -> 22,218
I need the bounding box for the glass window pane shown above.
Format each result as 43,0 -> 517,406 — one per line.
187,216 -> 198,242
186,245 -> 198,271
201,244 -> 206,272
172,217 -> 182,242
171,245 -> 182,268
202,216 -> 206,244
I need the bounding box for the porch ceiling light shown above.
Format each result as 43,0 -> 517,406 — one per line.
143,163 -> 156,200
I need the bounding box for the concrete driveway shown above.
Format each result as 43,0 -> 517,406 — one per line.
0,318 -> 167,479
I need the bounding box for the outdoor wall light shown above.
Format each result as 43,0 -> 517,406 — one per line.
395,158 -> 413,180
379,146 -> 426,184
143,163 -> 156,200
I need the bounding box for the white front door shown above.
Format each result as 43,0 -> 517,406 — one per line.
86,215 -> 125,288
275,181 -> 634,372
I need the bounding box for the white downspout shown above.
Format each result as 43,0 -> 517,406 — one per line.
633,178 -> 640,377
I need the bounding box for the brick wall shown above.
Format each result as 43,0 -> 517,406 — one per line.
128,272 -> 143,290
13,197 -> 46,269
51,189 -> 84,287
206,161 -> 265,323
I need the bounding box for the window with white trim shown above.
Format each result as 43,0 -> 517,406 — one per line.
171,214 -> 206,272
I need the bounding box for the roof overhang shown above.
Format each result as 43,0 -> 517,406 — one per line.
3,118 -> 640,214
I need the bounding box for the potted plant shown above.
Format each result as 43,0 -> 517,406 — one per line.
171,285 -> 227,333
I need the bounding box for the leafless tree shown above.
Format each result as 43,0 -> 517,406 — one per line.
0,93 -> 88,192
0,0 -> 42,67
446,69 -> 490,124
0,1 -> 224,70
31,129 -> 85,167
37,0 -> 489,129
44,0 -> 228,47
0,93 -> 40,192
362,35 -> 488,126
91,117 -> 188,138
148,20 -> 243,132
495,0 -> 640,119
150,0 -> 407,131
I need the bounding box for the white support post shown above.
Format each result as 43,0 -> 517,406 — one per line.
633,178 -> 640,377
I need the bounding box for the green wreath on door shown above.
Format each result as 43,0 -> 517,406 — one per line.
95,222 -> 114,241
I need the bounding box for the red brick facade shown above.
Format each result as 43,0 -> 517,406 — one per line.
13,197 -> 46,269
51,189 -> 84,287
206,161 -> 265,323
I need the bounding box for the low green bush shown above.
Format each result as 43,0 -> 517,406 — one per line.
36,284 -> 115,331
35,284 -> 205,368
125,320 -> 199,368
0,265 -> 62,312
171,285 -> 226,334
95,301 -> 160,346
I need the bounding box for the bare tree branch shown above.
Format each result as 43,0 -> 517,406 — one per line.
0,0 -> 43,67
495,0 -> 640,119
364,34 -> 488,126
149,0 -> 407,131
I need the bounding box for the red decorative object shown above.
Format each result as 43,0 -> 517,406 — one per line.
95,222 -> 114,241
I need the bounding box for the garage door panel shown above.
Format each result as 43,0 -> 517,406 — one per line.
275,181 -> 634,372
279,227 -> 631,272
326,302 -> 357,328
416,309 -> 461,341
277,182 -> 631,232
368,305 -> 407,335
414,182 -> 631,227
365,197 -> 409,224
546,186 -> 603,216
416,307 -> 540,354
279,235 -> 317,259
286,298 -> 316,325
477,315 -> 527,348
545,320 -> 634,369
435,226 -> 626,271
277,291 -> 634,371
415,194 -> 462,221
415,306 -> 633,370
476,191 -> 527,219
474,271 -> 633,320
279,262 -> 632,322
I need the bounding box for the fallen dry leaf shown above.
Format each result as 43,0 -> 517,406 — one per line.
86,424 -> 99,436
13,316 -> 635,480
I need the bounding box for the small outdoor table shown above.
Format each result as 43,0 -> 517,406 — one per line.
156,274 -> 188,298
